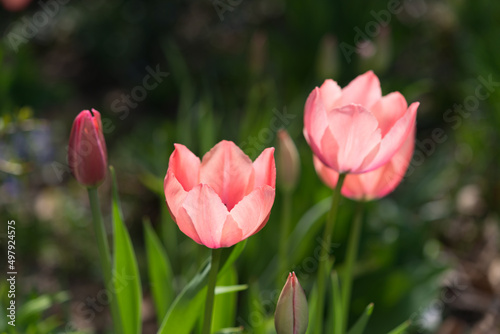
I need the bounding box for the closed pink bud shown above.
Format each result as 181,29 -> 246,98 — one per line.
277,129 -> 300,191
304,70 -> 419,174
164,140 -> 276,249
68,109 -> 108,187
314,127 -> 416,201
275,272 -> 308,334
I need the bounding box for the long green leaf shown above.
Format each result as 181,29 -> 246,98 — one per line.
214,327 -> 244,334
212,267 -> 238,332
157,241 -> 247,334
305,283 -> 318,334
144,219 -> 174,321
331,272 -> 343,334
215,284 -> 248,295
346,303 -> 374,334
111,166 -> 142,334
386,320 -> 410,334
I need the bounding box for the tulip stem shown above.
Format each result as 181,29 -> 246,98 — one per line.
202,248 -> 222,334
341,202 -> 364,332
278,190 -> 293,283
315,173 -> 346,334
87,187 -> 123,334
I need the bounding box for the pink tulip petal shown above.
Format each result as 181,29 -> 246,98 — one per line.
369,92 -> 408,136
174,207 -> 203,245
179,184 -> 229,248
220,215 -> 244,248
253,147 -> 276,188
326,104 -> 381,173
318,79 -> 343,111
316,126 -> 416,201
200,140 -> 255,211
316,128 -> 340,172
342,174 -> 369,200
77,112 -> 107,184
363,102 -> 418,172
229,185 -> 275,239
339,71 -> 381,108
356,126 -> 415,200
312,155 -> 339,189
164,170 -> 189,220
169,144 -> 201,191
253,211 -> 272,235
91,109 -> 108,159
303,88 -> 329,154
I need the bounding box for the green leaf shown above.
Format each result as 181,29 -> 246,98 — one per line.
215,284 -> 248,295
214,327 -> 244,333
220,240 -> 247,276
386,320 -> 410,334
17,292 -> 69,324
305,283 -> 318,334
157,241 -> 247,334
111,166 -> 142,334
212,267 -> 239,332
347,303 -> 374,334
138,172 -> 164,196
144,218 -> 174,321
288,197 -> 332,264
330,272 -> 343,334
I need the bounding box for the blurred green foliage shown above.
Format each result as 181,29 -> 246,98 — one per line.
1,0 -> 500,333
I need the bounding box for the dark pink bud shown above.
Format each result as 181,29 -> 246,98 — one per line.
68,109 -> 107,187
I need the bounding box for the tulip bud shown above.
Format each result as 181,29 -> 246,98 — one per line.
68,109 -> 108,187
277,129 -> 300,192
275,272 -> 308,334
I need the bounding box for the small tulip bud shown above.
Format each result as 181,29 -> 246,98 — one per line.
275,272 -> 309,334
277,129 -> 300,192
68,109 -> 108,187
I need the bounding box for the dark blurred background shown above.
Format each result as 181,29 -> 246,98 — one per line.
1,0 -> 500,333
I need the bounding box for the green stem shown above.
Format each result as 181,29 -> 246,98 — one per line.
278,190 -> 293,283
314,173 -> 346,334
341,202 -> 364,332
202,248 -> 223,334
87,187 -> 123,334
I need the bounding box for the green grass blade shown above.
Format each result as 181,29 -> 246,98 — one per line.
330,272 -> 343,334
214,327 -> 244,334
111,166 -> 142,334
386,320 -> 410,334
346,303 -> 374,334
144,218 -> 174,321
212,267 -> 238,332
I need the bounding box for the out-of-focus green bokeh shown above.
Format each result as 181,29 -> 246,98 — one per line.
1,0 -> 500,333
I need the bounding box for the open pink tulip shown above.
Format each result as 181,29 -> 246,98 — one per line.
68,109 -> 108,187
304,70 -> 419,174
164,140 -> 276,248
314,127 -> 416,201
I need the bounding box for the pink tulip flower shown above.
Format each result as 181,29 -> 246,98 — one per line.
313,126 -> 416,201
304,70 -> 419,174
68,109 -> 108,187
164,140 -> 276,248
